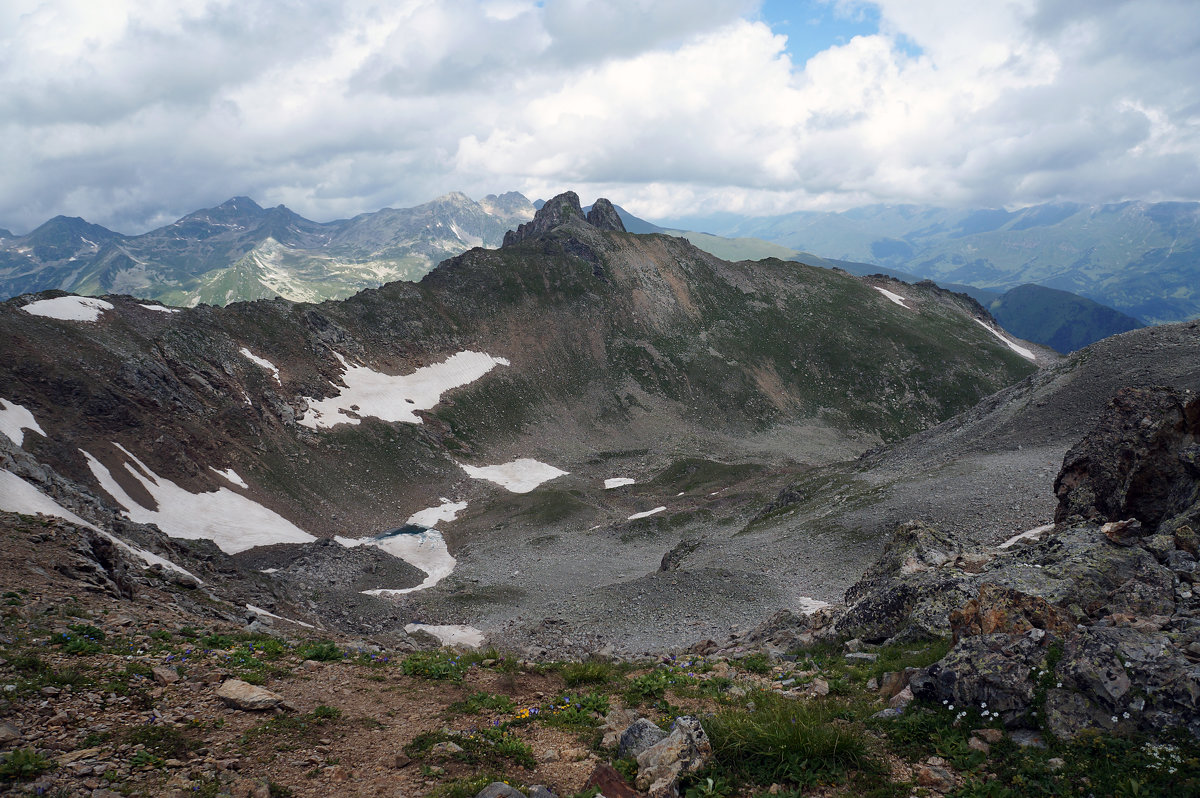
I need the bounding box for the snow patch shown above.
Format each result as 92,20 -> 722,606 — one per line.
604,477 -> 636,489
139,304 -> 180,314
82,443 -> 315,554
459,458 -> 568,493
0,398 -> 45,447
209,467 -> 248,489
999,523 -> 1055,549
298,350 -> 510,429
628,506 -> 666,520
797,597 -> 831,613
239,348 -> 281,385
0,468 -> 201,582
973,319 -> 1037,361
407,498 -> 467,528
404,623 -> 485,648
873,286 -> 911,309
22,295 -> 113,322
341,499 -> 467,595
246,603 -> 314,629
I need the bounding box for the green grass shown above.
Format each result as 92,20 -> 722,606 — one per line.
561,661 -> 614,687
405,728 -> 536,771
701,691 -> 876,788
448,691 -> 516,715
0,749 -> 53,782
296,640 -> 343,662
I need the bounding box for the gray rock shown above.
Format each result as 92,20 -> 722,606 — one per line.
911,633 -> 1044,727
635,716 -> 712,797
585,199 -> 626,233
215,679 -> 291,712
526,787 -> 557,798
476,783 -> 526,798
0,721 -> 20,743
618,717 -> 668,759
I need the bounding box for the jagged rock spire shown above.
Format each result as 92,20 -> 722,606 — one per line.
502,191 -> 625,247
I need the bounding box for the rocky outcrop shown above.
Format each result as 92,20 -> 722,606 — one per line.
502,192 -> 588,247
634,716 -> 712,797
502,191 -> 625,246
1055,386 -> 1200,531
586,199 -> 626,233
897,388 -> 1200,739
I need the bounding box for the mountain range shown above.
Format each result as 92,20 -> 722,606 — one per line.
4,193 -> 1200,796
0,192 -> 534,307
665,201 -> 1200,325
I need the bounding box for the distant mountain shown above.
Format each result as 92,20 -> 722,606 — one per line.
676,201 -> 1200,324
0,192 -> 535,306
987,283 -> 1145,354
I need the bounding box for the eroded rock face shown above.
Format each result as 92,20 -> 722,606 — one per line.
1055,387 -> 1200,531
842,387 -> 1200,739
502,192 -> 587,247
585,199 -> 626,233
635,715 -> 712,797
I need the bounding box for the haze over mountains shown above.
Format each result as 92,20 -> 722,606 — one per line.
666,201 -> 1200,326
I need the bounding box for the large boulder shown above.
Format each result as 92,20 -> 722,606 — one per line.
635,716 -> 713,797
1055,387 -> 1200,532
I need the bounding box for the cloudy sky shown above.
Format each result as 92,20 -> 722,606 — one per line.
2,0 -> 1198,233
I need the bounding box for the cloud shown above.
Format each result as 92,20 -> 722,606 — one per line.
0,0 -> 1197,233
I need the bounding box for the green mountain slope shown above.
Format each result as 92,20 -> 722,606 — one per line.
988,283 -> 1145,353
683,201 -> 1200,324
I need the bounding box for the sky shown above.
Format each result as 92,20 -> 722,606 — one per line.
2,0 -> 1198,234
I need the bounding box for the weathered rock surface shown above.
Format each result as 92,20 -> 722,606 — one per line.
618,717 -> 669,759
635,715 -> 712,797
215,679 -> 291,712
900,388 -> 1200,739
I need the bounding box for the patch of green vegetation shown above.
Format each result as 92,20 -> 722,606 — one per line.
296,640 -> 343,662
433,774 -> 526,798
124,725 -> 200,758
736,652 -> 772,675
539,692 -> 610,729
649,458 -> 764,493
624,668 -> 697,704
401,650 -> 471,682
561,661 -> 615,687
448,691 -> 516,715
702,691 -> 877,789
0,749 -> 53,782
406,728 -> 536,770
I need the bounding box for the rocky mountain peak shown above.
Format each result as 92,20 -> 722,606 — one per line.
586,198 -> 626,233
502,191 -> 626,247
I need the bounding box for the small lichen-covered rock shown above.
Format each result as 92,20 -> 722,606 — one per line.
475,783 -> 526,798
618,717 -> 668,759
635,716 -> 712,797
215,679 -> 290,712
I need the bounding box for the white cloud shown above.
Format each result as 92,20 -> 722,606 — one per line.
1,0 -> 1197,233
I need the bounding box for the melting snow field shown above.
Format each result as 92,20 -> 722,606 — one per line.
239,347 -> 281,385
22,295 -> 114,321
999,523 -> 1055,549
628,506 -> 666,520
339,499 -> 468,595
873,287 -> 912,309
298,350 -> 510,429
139,304 -> 180,314
209,467 -> 248,489
83,443 -> 315,554
0,468 -> 201,582
404,623 -> 485,648
247,603 -> 314,629
974,319 -> 1037,361
604,477 -> 636,489
460,458 -> 568,493
0,398 -> 45,447
797,597 -> 831,613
